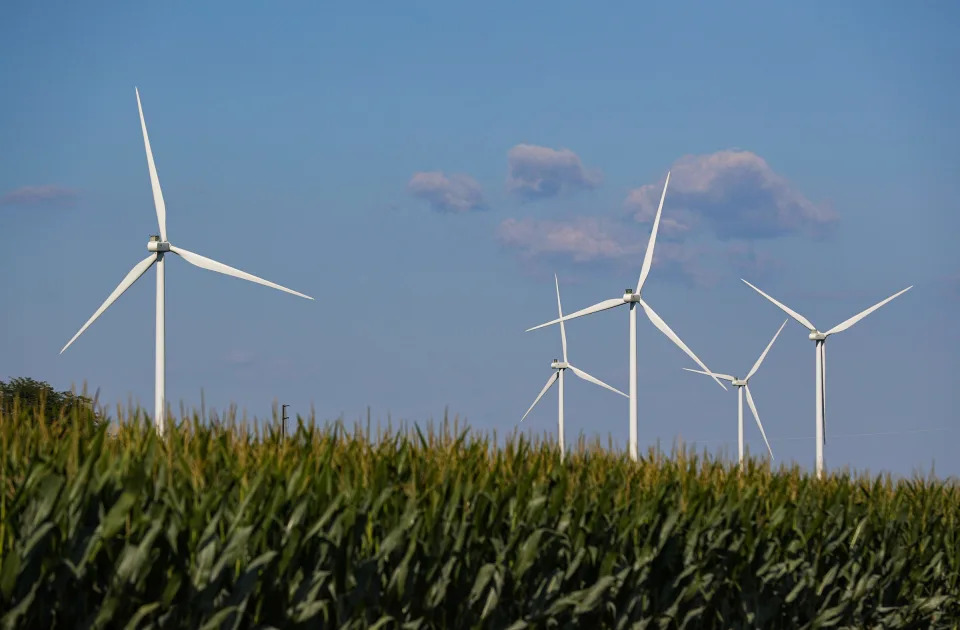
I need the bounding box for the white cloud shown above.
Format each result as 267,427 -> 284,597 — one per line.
497,217 -> 709,285
507,144 -> 601,200
624,150 -> 836,240
408,171 -> 484,213
1,185 -> 78,207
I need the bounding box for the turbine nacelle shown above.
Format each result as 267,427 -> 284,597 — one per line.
550,360 -> 569,370
808,331 -> 828,341
147,236 -> 171,252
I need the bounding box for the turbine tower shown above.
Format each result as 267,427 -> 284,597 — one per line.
526,172 -> 725,461
742,279 -> 911,478
521,275 -> 627,457
683,320 -> 787,470
61,88 -> 313,434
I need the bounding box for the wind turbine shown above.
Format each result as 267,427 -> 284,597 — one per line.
741,279 -> 911,478
520,275 -> 628,457
60,87 -> 313,434
683,320 -> 787,470
526,172 -> 726,461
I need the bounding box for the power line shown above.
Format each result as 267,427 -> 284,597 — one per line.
684,426 -> 951,445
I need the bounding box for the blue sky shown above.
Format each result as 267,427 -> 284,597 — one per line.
2,1 -> 957,478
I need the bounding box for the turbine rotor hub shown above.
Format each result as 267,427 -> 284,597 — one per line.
147,236 -> 170,252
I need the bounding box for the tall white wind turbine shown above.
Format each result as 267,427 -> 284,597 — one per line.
526,172 -> 726,461
683,320 -> 787,470
60,88 -> 313,434
521,275 -> 628,457
741,279 -> 911,478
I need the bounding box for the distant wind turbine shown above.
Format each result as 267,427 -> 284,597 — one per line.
526,172 -> 726,461
521,275 -> 628,457
684,320 -> 787,470
61,87 -> 313,434
741,279 -> 911,478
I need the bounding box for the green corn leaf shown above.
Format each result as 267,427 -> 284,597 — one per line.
122,603 -> 162,630
0,551 -> 20,600
101,491 -> 138,540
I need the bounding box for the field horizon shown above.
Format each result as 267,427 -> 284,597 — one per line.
47,381 -> 953,485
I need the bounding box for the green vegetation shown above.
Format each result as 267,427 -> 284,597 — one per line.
0,377 -> 101,436
1,401 -> 957,628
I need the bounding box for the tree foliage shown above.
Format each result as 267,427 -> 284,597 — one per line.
0,376 -> 100,432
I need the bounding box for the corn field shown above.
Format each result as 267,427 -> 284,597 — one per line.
1,402 -> 958,628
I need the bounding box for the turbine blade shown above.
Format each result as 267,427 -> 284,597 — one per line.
639,299 -> 727,390
555,274 -> 568,363
520,371 -> 559,422
744,385 -> 774,459
568,365 -> 628,398
824,286 -> 912,336
60,254 -> 157,354
169,245 -> 313,300
526,298 -> 623,332
636,171 -> 671,293
741,279 -> 816,331
745,319 -> 788,381
681,368 -> 735,382
135,87 -> 167,241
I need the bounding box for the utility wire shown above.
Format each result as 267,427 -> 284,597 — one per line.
684,426 -> 951,445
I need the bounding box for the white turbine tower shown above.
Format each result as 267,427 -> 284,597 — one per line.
60,88 -> 313,434
526,172 -> 726,461
683,320 -> 787,470
741,279 -> 912,478
520,275 -> 628,457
